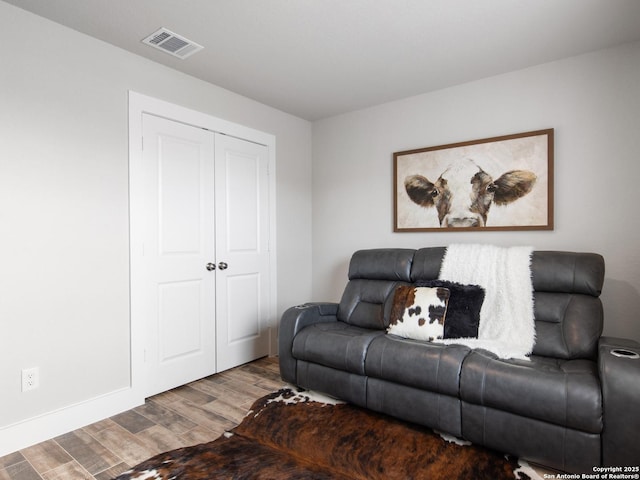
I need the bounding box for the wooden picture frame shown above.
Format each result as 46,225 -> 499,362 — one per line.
394,129 -> 554,232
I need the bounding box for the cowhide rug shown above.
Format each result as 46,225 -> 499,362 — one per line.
114,388 -> 542,480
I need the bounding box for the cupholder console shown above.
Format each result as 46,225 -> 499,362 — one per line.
610,348 -> 640,359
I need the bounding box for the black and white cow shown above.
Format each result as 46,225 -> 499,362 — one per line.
404,158 -> 536,227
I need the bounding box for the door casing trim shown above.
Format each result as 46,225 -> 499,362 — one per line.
128,91 -> 277,399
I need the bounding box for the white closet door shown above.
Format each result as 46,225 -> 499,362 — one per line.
214,134 -> 271,371
141,114 -> 216,397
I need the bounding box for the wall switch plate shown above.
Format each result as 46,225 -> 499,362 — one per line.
22,367 -> 39,392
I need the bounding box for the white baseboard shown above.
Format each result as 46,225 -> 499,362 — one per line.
0,387 -> 144,457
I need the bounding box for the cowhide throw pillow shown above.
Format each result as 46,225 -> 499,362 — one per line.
387,286 -> 450,341
417,280 -> 484,339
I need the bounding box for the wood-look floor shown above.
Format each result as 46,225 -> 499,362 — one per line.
1,356 -> 556,479
0,357 -> 283,480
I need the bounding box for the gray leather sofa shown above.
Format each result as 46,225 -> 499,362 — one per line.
279,247 -> 640,473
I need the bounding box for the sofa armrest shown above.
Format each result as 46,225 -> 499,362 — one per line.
598,336 -> 640,467
278,303 -> 339,384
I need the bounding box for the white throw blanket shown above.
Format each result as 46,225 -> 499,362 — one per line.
435,244 -> 535,360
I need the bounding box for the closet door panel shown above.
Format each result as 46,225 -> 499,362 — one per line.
215,134 -> 270,372
141,114 -> 216,397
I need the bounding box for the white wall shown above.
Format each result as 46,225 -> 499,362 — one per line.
0,1 -> 312,453
312,40 -> 640,343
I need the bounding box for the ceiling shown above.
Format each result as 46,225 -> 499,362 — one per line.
5,0 -> 640,120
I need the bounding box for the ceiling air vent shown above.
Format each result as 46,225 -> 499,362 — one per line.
142,28 -> 203,59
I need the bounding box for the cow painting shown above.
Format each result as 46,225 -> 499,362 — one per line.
394,130 -> 553,231
404,158 -> 537,228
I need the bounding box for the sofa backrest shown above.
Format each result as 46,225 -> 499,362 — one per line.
410,247 -> 605,360
338,247 -> 605,359
337,249 -> 414,330
529,251 -> 604,359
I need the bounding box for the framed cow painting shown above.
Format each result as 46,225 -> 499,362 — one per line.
393,128 -> 554,232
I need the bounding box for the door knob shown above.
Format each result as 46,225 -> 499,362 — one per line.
218,261 -> 228,270
206,263 -> 216,271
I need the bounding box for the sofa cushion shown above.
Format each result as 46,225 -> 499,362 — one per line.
338,279 -> 408,329
337,249 -> 416,329
292,322 -> 384,375
387,286 -> 449,341
530,252 -> 604,359
410,247 -> 446,281
460,350 -> 603,433
532,292 -> 603,360
365,335 -> 470,396
347,248 -> 415,281
417,280 -> 484,339
531,251 -> 604,296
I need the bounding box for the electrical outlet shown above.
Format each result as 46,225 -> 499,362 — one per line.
22,367 -> 39,392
